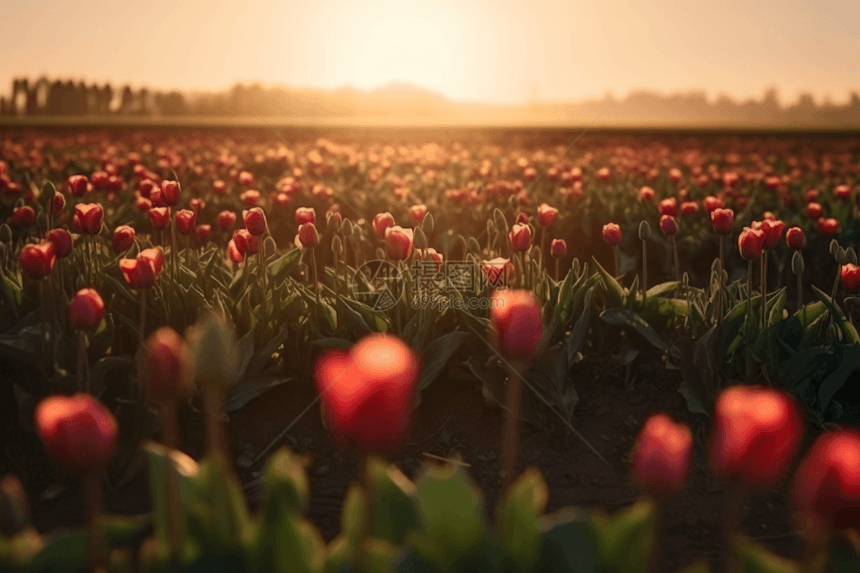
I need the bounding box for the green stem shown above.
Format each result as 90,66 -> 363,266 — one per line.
761,251 -> 768,329
718,237 -> 725,328
746,259 -> 753,379
84,470 -> 106,573
500,360 -> 526,493
642,240 -> 648,303
671,235 -> 680,282
725,486 -> 744,573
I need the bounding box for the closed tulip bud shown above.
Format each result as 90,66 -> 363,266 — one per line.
332,234 -> 343,254
298,222 -> 320,248
217,210 -> 237,231
408,204 -> 428,225
188,313 -> 238,389
0,224 -> 11,243
792,251 -> 805,275
295,207 -> 316,227
792,430 -> 860,533
508,223 -> 532,253
738,227 -> 765,260
490,290 -> 543,361
384,226 -> 414,260
145,327 -> 190,401
786,227 -> 805,250
148,207 -> 170,230
326,211 -> 343,231
243,207 -> 267,236
638,220 -> 652,241
537,203 -> 559,227
175,209 -> 197,236
35,394 -> 118,475
67,175 -> 89,197
47,228 -> 72,258
709,386 -> 802,491
195,224 -> 211,244
160,180 -> 180,206
10,206 -> 35,227
233,229 -> 258,256
422,212 -> 435,234
659,197 -> 678,217
660,215 -> 677,236
372,212 -> 395,237
602,223 -> 622,245
68,288 -> 105,330
632,414 -> 692,499
111,225 -> 135,253
710,208 -> 734,235
20,241 -> 56,279
413,225 -> 427,250
314,334 -> 419,453
806,202 -> 823,219
551,239 -> 567,258
50,193 -> 66,214
841,264 -> 860,291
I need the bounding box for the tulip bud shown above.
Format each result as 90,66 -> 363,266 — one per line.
508,223 -> 532,253
841,264 -> 860,291
295,207 -> 316,227
298,222 -> 320,248
0,224 -> 11,244
413,226 -> 428,250
551,239 -> 567,258
422,212 -> 435,234
189,313 -> 238,389
35,394 -> 118,475
148,207 -> 170,230
632,414 -> 692,499
638,220 -> 652,242
537,203 -> 559,227
50,193 -> 66,215
161,180 -> 181,206
67,175 -> 89,197
408,204 -> 428,225
20,241 -> 56,279
785,227 -> 805,250
792,251 -> 805,276
47,228 -> 73,258
68,289 -> 105,330
490,290 -> 543,360
372,212 -> 395,237
384,226 -> 414,260
709,386 -> 803,491
243,207 -> 267,236
332,235 -> 343,255
738,228 -> 765,260
175,209 -> 197,236
660,215 -> 677,236
196,224 -> 212,244
145,327 -> 190,401
111,225 -> 135,253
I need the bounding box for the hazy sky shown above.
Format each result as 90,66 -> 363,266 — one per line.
2,0 -> 858,105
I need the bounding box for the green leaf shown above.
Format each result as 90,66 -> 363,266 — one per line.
592,257 -> 625,308
311,338 -> 353,349
367,458 -> 421,546
497,468 -> 548,573
340,485 -> 367,545
599,307 -> 670,354
103,273 -> 139,306
825,531 -> 860,573
225,375 -> 293,413
794,301 -> 827,329
811,285 -> 860,344
535,508 -> 600,573
567,287 -> 594,364
734,536 -> 798,573
818,344 -> 860,413
187,453 -> 251,549
592,499 -> 655,573
143,442 -> 200,553
269,249 -> 303,280
645,281 -> 680,298
416,331 -> 470,395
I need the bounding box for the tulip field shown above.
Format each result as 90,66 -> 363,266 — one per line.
3,126 -> 860,572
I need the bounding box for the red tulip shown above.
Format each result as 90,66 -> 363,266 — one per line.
195,224 -> 211,244
537,203 -> 559,227
515,212 -> 529,225
490,290 -> 543,361
90,171 -> 109,190
709,386 -> 802,491
212,180 -> 226,195
233,229 -> 258,256
298,222 -> 320,248
602,223 -> 622,246
482,257 -> 515,288
805,189 -> 819,203
189,198 -> 205,213
786,227 -> 805,250
120,248 -> 163,289
703,196 -> 724,213
314,334 -> 419,453
806,202 -> 823,219
596,167 -> 611,181
135,197 -> 152,213
11,206 -> 35,227
415,248 -> 443,271
238,171 -> 255,187
660,215 -> 677,236
841,264 -> 860,291
384,226 -> 414,260
68,288 -> 105,330
551,239 -> 567,258
508,223 -> 532,253
710,208 -> 734,235
240,190 -> 260,206
112,225 -> 135,253
835,184 -> 851,201
819,218 -> 838,237
659,197 -> 678,217
668,167 -> 683,183
148,207 -> 170,230
292,207 -> 315,228
50,193 -> 66,215
632,414 -> 692,499
217,210 -> 237,231
175,209 -> 197,236
792,430 -> 860,533
67,175 -> 89,197
160,180 -> 180,206
243,207 -> 267,236
47,229 -> 72,258
20,241 -> 56,279
372,212 -> 395,237
35,394 -> 118,475
762,219 -> 784,249
639,186 -> 655,202
228,240 -> 242,263
74,203 -> 104,235
738,227 -> 765,260
145,327 -> 190,401
408,204 -> 428,225
680,201 -> 699,216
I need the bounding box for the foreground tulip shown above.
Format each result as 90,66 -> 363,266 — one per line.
120,248 -> 163,289
372,212 -> 395,237
148,206 -> 170,230
384,226 -> 414,261
10,206 -> 35,227
145,327 -> 190,403
490,290 -> 543,361
792,430 -> 860,534
298,222 -> 320,248
408,204 -> 428,225
74,204 -> 104,235
709,386 -> 802,491
842,264 -> 860,291
35,393 -> 118,475
20,241 -> 56,279
738,227 -> 765,260
632,414 -> 692,500
710,208 -> 733,235
111,225 -> 135,253
68,288 -> 105,330
233,229 -> 259,257
243,207 -> 267,236
47,228 -> 73,258
660,215 -> 677,236
314,334 -> 419,453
